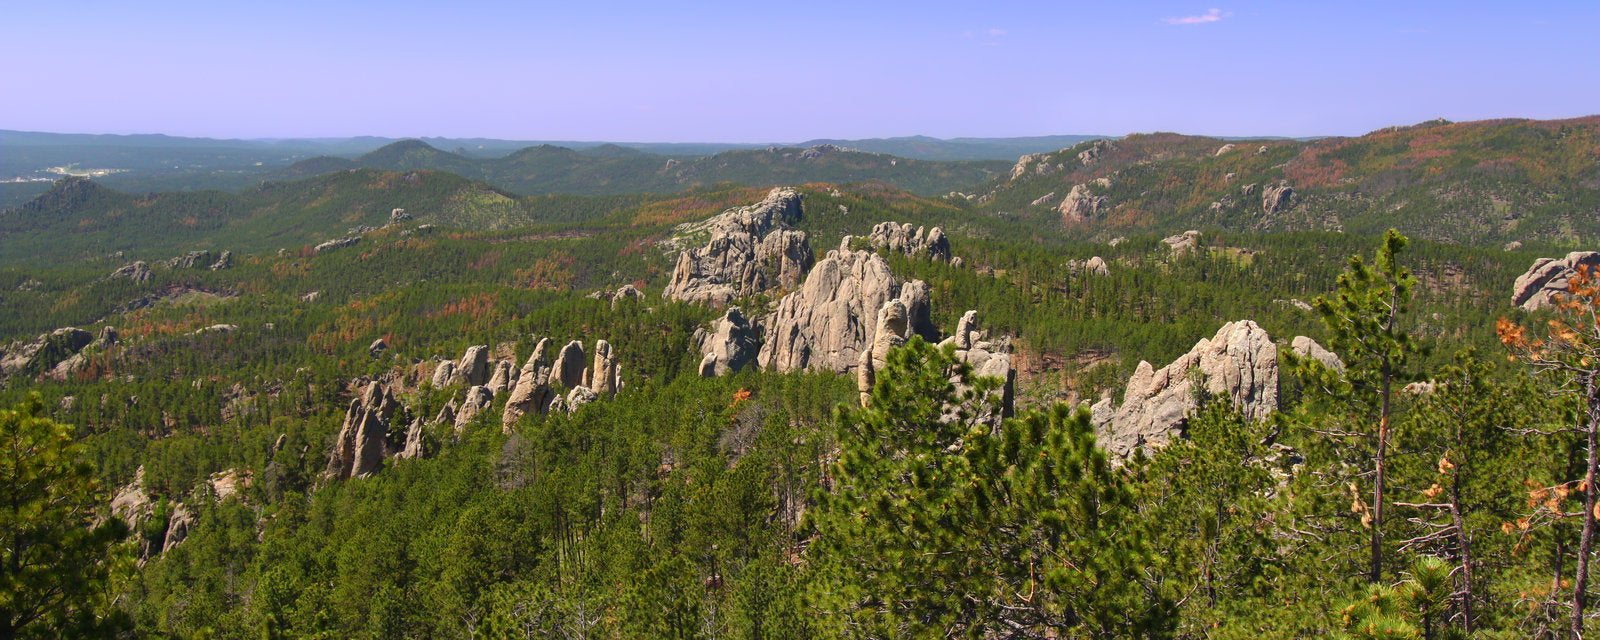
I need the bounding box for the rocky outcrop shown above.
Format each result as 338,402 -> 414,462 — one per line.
857,308 -> 1015,424
551,340 -> 587,389
1083,256 -> 1110,276
313,236 -> 360,254
1078,139 -> 1113,166
430,361 -> 456,388
397,418 -> 427,459
325,381 -> 403,479
163,251 -> 211,270
865,222 -> 952,262
47,327 -> 118,381
1215,143 -> 1237,156
662,188 -> 812,305
1291,336 -> 1343,371
209,250 -> 233,271
1511,252 -> 1600,311
758,245 -> 935,374
503,339 -> 556,430
486,360 -> 515,394
1262,181 -> 1295,216
1,327 -> 94,382
1058,181 -> 1110,223
455,345 -> 490,387
111,467 -> 158,558
162,504 -> 196,554
110,261 -> 152,282
609,284 -> 645,307
1163,230 -> 1202,256
368,338 -> 387,358
454,385 -> 493,430
697,307 -> 760,377
1094,320 -> 1280,460
590,340 -> 619,398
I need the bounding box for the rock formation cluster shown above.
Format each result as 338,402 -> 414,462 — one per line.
662,188 -> 812,305
1511,251 -> 1600,311
864,221 -> 952,262
1092,320 -> 1280,460
1059,179 -> 1112,223
325,381 -> 405,479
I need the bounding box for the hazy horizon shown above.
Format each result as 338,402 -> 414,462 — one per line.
4,1 -> 1596,142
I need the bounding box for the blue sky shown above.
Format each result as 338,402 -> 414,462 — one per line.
2,1 -> 1595,141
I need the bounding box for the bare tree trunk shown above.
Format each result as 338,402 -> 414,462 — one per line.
1450,470 -> 1474,634
1371,366 -> 1392,584
1573,374 -> 1600,638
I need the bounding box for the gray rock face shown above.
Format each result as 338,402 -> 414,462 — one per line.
486,360 -> 515,394
456,345 -> 490,387
1078,139 -> 1113,166
866,221 -> 952,262
209,250 -> 233,271
564,385 -> 599,413
1,327 -> 94,381
398,418 -> 427,459
610,284 -> 645,307
1058,182 -> 1110,223
1009,153 -> 1046,180
503,338 -> 555,430
454,385 -> 493,430
326,381 -> 402,479
1084,256 -> 1110,276
662,188 -> 812,305
1262,181 -> 1295,216
111,466 -> 158,557
552,340 -> 587,389
163,503 -> 196,554
1094,320 -> 1280,460
1163,230 -> 1202,256
1511,252 -> 1600,310
110,261 -> 152,282
698,307 -> 760,377
313,236 -> 360,254
430,361 -> 456,388
757,248 -> 934,374
164,250 -> 212,269
1215,143 -> 1237,156
368,338 -> 387,358
1291,336 -> 1343,371
590,340 -> 619,398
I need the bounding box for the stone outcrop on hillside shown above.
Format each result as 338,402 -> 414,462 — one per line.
1078,139 -> 1113,166
865,221 -> 952,262
1,327 -> 94,383
697,307 -> 760,377
1262,181 -> 1295,216
758,244 -> 935,374
110,261 -> 152,282
552,340 -> 587,389
1059,181 -> 1111,223
325,381 -> 404,479
503,338 -> 554,429
47,327 -> 118,381
314,236 -> 360,254
455,345 -> 490,387
430,361 -> 456,387
591,340 -> 619,398
1512,252 -> 1600,311
1093,320 -> 1279,459
486,360 -> 515,394
662,188 -> 812,305
1163,231 -> 1202,256
855,307 -> 1015,424
1291,336 -> 1343,370
209,250 -> 233,271
162,504 -> 196,554
455,385 -> 494,429
164,250 -> 212,269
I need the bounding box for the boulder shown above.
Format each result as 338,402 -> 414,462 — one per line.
368,338 -> 387,358
757,247 -> 935,374
1291,336 -> 1343,370
611,284 -> 645,307
551,340 -> 587,389
1084,256 -> 1110,276
1094,320 -> 1280,460
503,338 -> 555,430
662,188 -> 812,305
564,385 -> 599,413
698,307 -> 760,376
1511,252 -> 1600,311
1215,143 -> 1237,156
110,261 -> 152,282
867,221 -> 952,262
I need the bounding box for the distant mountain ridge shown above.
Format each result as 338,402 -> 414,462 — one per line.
271,140 -> 1012,197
